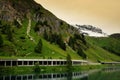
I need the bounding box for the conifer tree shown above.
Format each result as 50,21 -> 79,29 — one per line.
77,47 -> 86,59
43,30 -> 49,41
66,54 -> 72,72
0,35 -> 3,47
35,39 -> 42,53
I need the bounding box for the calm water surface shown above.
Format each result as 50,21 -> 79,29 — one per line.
0,67 -> 120,80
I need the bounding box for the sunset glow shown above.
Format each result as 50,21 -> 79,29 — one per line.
35,0 -> 120,34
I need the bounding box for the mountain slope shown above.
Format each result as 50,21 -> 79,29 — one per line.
86,36 -> 120,62
109,33 -> 120,39
0,0 -> 120,62
0,0 -> 83,59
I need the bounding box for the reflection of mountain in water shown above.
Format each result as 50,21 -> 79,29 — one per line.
102,67 -> 120,72
0,71 -> 89,80
1,68 -> 120,80
89,68 -> 120,80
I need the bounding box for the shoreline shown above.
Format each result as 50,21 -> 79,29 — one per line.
0,64 -> 106,75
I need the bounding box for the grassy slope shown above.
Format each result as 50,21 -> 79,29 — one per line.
0,19 -> 81,60
0,40 -> 82,59
85,36 -> 120,62
0,19 -> 120,62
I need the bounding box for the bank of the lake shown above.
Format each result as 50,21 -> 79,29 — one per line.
1,67 -> 120,80
1,64 -> 117,75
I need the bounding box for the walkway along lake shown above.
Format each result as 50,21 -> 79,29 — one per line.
0,59 -> 88,66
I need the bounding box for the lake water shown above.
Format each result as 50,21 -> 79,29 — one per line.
0,67 -> 120,80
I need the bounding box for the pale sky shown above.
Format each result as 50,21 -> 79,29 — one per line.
34,0 -> 120,34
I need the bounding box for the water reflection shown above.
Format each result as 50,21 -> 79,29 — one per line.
89,67 -> 120,80
67,71 -> 72,80
0,71 -> 89,80
0,67 -> 120,80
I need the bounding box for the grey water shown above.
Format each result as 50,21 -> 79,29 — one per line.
0,67 -> 120,80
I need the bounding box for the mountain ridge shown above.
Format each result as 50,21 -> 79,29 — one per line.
74,24 -> 107,37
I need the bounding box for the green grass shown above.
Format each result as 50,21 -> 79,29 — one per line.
87,36 -> 120,56
0,18 -> 120,62
85,36 -> 120,62
14,18 -> 81,59
0,18 -> 81,59
85,45 -> 120,62
0,65 -> 104,75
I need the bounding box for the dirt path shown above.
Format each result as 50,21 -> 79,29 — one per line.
26,18 -> 36,43
17,18 -> 22,26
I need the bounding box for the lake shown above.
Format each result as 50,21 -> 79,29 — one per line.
0,67 -> 120,80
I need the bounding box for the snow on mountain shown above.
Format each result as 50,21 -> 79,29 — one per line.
73,24 -> 108,37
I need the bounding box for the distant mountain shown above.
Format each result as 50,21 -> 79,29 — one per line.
74,24 -> 107,37
87,36 -> 120,57
109,33 -> 120,39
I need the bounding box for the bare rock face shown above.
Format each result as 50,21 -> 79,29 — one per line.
0,0 -> 39,22
0,0 -> 78,35
0,1 -> 17,21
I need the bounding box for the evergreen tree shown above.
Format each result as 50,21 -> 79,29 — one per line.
66,54 -> 72,72
61,42 -> 66,50
2,24 -> 13,42
48,33 -> 66,50
1,25 -> 8,34
50,33 -> 56,43
35,39 -> 42,53
59,41 -> 66,51
81,34 -> 87,45
77,47 -> 86,59
68,36 -> 75,50
1,24 -> 15,42
43,30 -> 49,41
34,21 -> 43,32
57,34 -> 66,50
7,26 -> 13,42
0,35 -> 3,47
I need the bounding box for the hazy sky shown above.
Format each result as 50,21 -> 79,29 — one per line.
35,0 -> 120,34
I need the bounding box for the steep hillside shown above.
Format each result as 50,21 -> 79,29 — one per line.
86,36 -> 120,62
0,0 -> 85,59
0,0 -> 120,62
109,33 -> 120,39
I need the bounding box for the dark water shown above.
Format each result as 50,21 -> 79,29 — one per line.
0,67 -> 120,80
